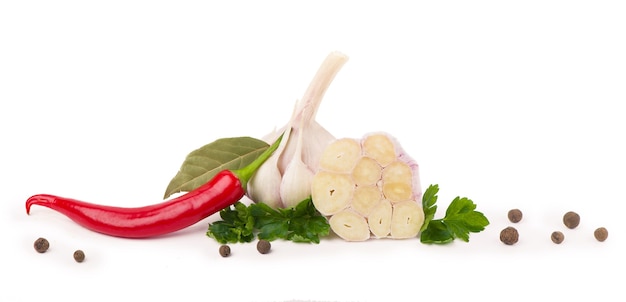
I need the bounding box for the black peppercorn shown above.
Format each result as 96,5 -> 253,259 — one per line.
219,245 -> 231,257
500,227 -> 519,245
257,240 -> 271,254
73,250 -> 85,263
594,227 -> 608,242
507,209 -> 523,223
34,237 -> 49,253
551,231 -> 564,244
563,211 -> 580,229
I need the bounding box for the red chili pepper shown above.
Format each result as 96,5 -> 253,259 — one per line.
25,135 -> 283,238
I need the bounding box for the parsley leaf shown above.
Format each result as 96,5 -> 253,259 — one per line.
420,220 -> 454,244
206,202 -> 255,244
420,184 -> 439,233
419,184 -> 489,244
206,198 -> 330,244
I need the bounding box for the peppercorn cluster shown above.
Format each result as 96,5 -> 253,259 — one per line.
32,237 -> 86,263
499,209 -> 608,245
216,240 -> 272,258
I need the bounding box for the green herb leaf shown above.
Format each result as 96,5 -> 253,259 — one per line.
206,202 -> 256,244
164,137 -> 269,199
206,198 -> 330,244
443,197 -> 489,242
419,184 -> 489,244
419,220 -> 454,244
251,197 -> 330,243
420,184 -> 439,233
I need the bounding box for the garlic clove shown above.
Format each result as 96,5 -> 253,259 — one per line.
279,117 -> 315,208
299,121 -> 335,172
329,209 -> 370,242
368,200 -> 393,238
280,159 -> 314,209
311,171 -> 353,216
246,154 -> 285,209
319,138 -> 362,173
362,133 -> 397,167
390,200 -> 424,239
247,115 -> 295,208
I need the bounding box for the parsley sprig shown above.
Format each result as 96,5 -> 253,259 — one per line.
207,197 -> 330,244
420,184 -> 490,244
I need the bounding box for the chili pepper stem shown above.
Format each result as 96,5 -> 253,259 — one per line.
232,133 -> 284,190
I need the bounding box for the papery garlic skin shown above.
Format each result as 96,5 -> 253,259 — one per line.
247,51 -> 348,208
278,118 -> 315,208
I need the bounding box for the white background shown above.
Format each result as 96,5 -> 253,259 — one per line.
1,1 -> 624,302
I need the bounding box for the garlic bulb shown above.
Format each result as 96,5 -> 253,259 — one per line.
312,132 -> 423,241
247,51 -> 349,208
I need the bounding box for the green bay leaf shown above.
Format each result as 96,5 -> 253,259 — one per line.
163,137 -> 269,199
